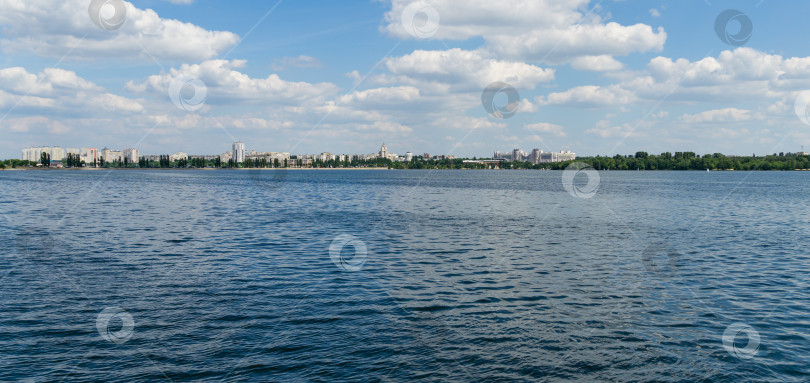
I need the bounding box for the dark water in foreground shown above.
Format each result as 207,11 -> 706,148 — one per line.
0,169 -> 808,382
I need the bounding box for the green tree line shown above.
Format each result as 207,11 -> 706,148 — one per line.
542,152 -> 810,171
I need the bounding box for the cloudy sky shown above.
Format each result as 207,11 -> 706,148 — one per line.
2,0 -> 810,159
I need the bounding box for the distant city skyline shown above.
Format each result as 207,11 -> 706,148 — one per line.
11,138 -> 806,162
17,142 -> 478,161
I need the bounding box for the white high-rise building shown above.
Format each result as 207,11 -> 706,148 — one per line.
81,148 -> 98,165
123,149 -> 139,163
100,148 -> 122,163
511,148 -> 526,162
22,147 -> 65,162
537,150 -> 576,163
233,142 -> 246,163
405,152 -> 414,162
170,152 -> 188,162
100,148 -> 110,162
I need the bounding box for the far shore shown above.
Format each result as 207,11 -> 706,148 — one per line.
4,167 -> 810,172
0,167 -> 392,171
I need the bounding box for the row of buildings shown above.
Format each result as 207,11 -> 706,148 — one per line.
494,149 -> 576,164
215,142 -> 427,166
21,143 -> 574,167
21,147 -> 140,165
21,146 -> 196,166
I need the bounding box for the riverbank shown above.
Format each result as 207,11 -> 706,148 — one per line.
4,167 -> 810,171
0,167 -> 392,171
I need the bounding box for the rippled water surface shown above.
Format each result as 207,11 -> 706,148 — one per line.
1,169 -> 809,382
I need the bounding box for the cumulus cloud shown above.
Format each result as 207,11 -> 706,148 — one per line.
571,55 -> 623,71
0,67 -> 143,114
0,0 -> 239,62
127,60 -> 339,106
373,48 -> 555,91
537,48 -> 810,108
538,85 -> 636,107
383,0 -> 666,64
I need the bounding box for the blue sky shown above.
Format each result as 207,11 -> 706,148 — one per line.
2,0 -> 810,159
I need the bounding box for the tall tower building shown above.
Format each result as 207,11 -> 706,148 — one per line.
233,142 -> 246,163
379,143 -> 388,159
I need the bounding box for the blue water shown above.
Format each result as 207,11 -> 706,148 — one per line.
0,169 -> 808,382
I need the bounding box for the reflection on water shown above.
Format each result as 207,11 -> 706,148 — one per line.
0,169 -> 808,382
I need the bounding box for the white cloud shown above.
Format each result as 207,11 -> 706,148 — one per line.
541,48 -> 810,108
375,48 -> 555,91
434,115 -> 506,131
0,0 -> 239,62
571,55 -> 623,71
539,85 -> 636,107
486,22 -> 666,64
0,66 -> 144,114
525,122 -> 567,137
679,108 -> 762,124
5,116 -> 71,134
585,123 -> 639,138
383,0 -> 666,64
337,86 -> 422,106
127,60 -> 339,106
649,9 -> 661,18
